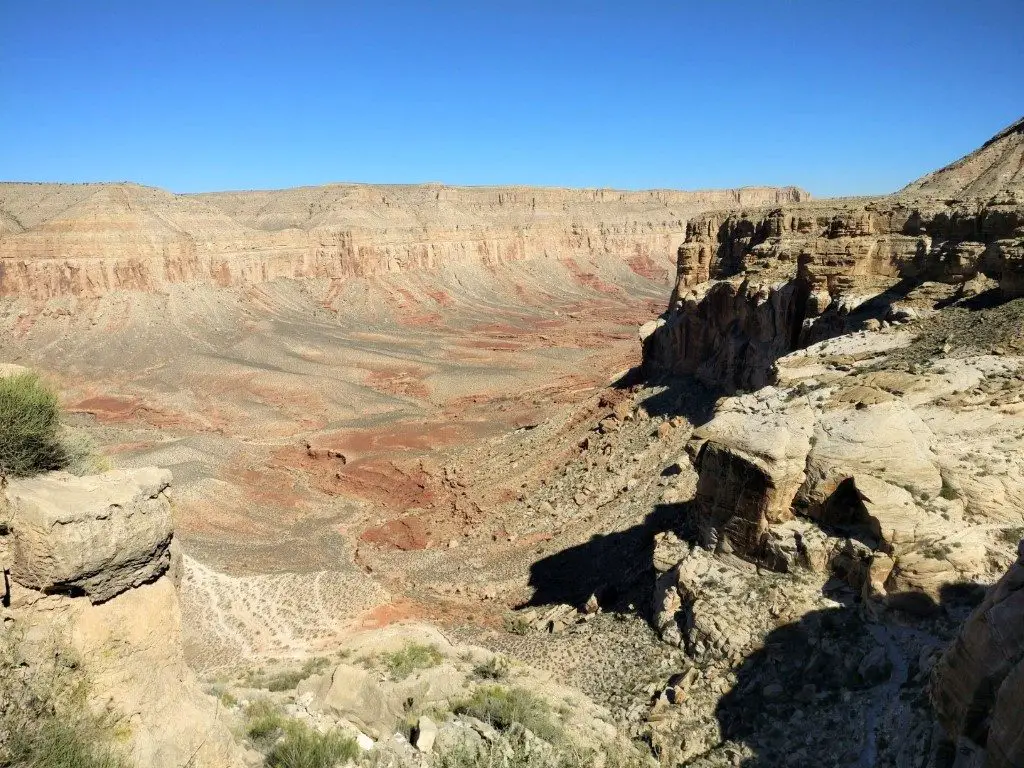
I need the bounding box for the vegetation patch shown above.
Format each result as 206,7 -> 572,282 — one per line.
241,699 -> 358,768
504,614 -> 532,636
242,657 -> 332,692
453,685 -> 562,744
243,699 -> 288,748
0,372 -> 70,477
0,626 -> 128,768
473,656 -> 510,681
0,372 -> 107,478
431,731 -> 648,768
381,643 -> 443,680
265,720 -> 358,768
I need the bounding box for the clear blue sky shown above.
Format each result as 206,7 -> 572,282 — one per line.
2,1 -> 1021,197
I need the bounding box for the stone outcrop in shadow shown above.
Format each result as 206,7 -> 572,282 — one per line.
931,540 -> 1024,768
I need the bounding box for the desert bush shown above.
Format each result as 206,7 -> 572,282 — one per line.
453,686 -> 561,744
265,720 -> 358,768
61,428 -> 111,476
0,626 -> 128,768
0,372 -> 69,477
243,699 -> 287,747
242,656 -> 331,692
473,656 -> 510,681
382,643 -> 443,680
503,615 -> 532,636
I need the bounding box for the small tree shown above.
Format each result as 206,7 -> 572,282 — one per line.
0,372 -> 68,477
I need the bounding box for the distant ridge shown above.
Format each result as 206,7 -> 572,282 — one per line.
900,115 -> 1024,200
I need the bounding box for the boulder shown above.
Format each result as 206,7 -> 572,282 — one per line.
691,396 -> 814,557
799,402 -> 942,516
311,663 -> 400,739
3,469 -> 173,603
414,715 -> 438,753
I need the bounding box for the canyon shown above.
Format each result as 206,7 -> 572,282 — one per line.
0,117 -> 1022,768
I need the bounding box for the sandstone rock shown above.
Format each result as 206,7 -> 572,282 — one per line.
691,397 -> 814,557
9,576 -> 245,768
414,715 -> 438,753
801,403 -> 942,515
311,663 -> 400,739
932,540 -> 1024,768
3,469 -> 173,603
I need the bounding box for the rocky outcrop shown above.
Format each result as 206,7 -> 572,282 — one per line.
688,392 -> 814,554
0,468 -> 243,768
931,540 -> 1024,767
674,324 -> 1022,606
643,117 -> 1024,393
2,468 -> 173,602
641,117 -> 1024,611
0,182 -> 805,300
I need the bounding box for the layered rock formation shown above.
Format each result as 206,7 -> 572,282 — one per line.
641,117 -> 1024,590
632,119 -> 1024,766
0,467 -> 243,768
637,116 -> 1024,766
0,182 -> 805,300
643,117 -> 1024,392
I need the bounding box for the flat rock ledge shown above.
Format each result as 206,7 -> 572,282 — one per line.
1,467 -> 173,603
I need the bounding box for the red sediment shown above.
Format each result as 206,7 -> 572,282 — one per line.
560,258 -> 622,295
424,289 -> 455,307
365,366 -> 430,399
626,254 -> 670,281
359,516 -> 430,551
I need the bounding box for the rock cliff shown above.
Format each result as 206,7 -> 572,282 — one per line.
0,182 -> 804,300
642,117 -> 1024,393
0,468 -> 244,768
626,118 -> 1024,766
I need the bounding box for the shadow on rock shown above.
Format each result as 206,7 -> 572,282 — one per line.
713,584 -> 985,768
634,375 -> 719,425
521,504 -> 686,613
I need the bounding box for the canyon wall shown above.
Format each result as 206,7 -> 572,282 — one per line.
643,117 -> 1024,392
640,116 -> 1024,766
0,182 -> 806,301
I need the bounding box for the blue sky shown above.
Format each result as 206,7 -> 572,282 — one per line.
2,1 -> 1022,197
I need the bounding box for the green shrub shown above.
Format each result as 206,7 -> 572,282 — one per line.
504,615 -> 532,636
0,372 -> 69,476
0,626 -> 128,768
431,731 -> 650,768
243,699 -> 287,747
382,643 -> 443,680
242,657 -> 331,692
453,686 -> 561,744
265,720 -> 358,768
